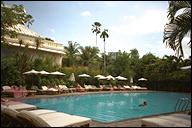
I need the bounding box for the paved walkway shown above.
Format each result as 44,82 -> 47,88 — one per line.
141,112 -> 191,127
90,111 -> 191,127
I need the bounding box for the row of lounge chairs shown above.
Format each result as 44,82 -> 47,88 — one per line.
2,86 -> 36,98
2,85 -> 148,97
1,102 -> 92,127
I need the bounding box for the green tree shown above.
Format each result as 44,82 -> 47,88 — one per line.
163,1 -> 191,57
79,46 -> 99,66
35,38 -> 43,50
1,2 -> 34,43
107,51 -> 131,77
100,29 -> 109,71
129,49 -> 140,80
63,41 -> 80,66
91,22 -> 101,46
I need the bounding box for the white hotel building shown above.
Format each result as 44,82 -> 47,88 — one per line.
1,24 -> 65,66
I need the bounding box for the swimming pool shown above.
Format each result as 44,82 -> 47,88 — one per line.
20,92 -> 191,122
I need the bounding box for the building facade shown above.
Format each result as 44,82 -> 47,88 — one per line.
1,24 -> 65,66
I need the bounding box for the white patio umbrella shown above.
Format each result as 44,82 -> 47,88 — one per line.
180,66 -> 191,70
23,69 -> 40,74
115,76 -> 127,80
78,74 -> 90,77
138,78 -> 147,81
39,70 -> 50,75
94,74 -> 105,78
78,74 -> 90,85
97,76 -> 107,80
106,75 -> 116,80
23,69 -> 40,87
50,71 -> 65,75
69,73 -> 75,82
130,77 -> 133,83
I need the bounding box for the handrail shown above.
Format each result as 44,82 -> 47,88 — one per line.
175,98 -> 190,112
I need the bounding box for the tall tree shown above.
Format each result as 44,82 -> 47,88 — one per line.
100,29 -> 109,71
91,22 -> 101,46
63,41 -> 80,66
79,46 -> 99,66
163,1 -> 191,57
1,2 -> 34,42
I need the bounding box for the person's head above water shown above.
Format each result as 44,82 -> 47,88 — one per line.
139,101 -> 147,106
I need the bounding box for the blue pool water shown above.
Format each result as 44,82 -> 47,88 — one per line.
20,92 -> 191,122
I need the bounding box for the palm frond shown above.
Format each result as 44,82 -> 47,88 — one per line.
164,1 -> 191,57
168,1 -> 191,23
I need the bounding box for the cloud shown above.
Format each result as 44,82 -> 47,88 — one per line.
81,11 -> 92,16
123,16 -> 135,20
104,1 -> 118,7
105,1 -> 115,7
109,9 -> 167,36
48,28 -> 55,33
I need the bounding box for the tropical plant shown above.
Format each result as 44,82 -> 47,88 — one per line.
35,38 -> 43,50
163,1 -> 191,57
19,39 -> 24,47
1,2 -> 34,43
91,22 -> 101,46
63,41 -> 80,66
100,29 -> 109,71
79,46 -> 99,66
107,51 -> 131,76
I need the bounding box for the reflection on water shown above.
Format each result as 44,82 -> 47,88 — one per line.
21,92 -> 191,122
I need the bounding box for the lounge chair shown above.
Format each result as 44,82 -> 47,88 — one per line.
1,105 -> 23,127
117,85 -> 125,91
2,85 -> 30,98
113,86 -> 120,91
102,85 -> 113,91
131,85 -> 138,90
92,85 -> 102,91
136,86 -> 148,90
123,85 -> 131,90
131,85 -> 147,90
99,85 -> 104,91
84,85 -> 92,91
75,84 -> 86,92
17,110 -> 92,127
85,85 -> 99,92
39,86 -> 59,95
2,101 -> 37,111
58,85 -> 69,93
1,105 -> 57,127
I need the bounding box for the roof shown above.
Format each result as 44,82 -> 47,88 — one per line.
8,24 -> 43,38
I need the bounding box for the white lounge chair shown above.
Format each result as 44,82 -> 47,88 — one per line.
2,101 -> 37,111
17,110 -> 92,127
124,85 -> 131,90
1,105 -> 57,127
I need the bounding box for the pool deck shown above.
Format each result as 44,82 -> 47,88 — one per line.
90,111 -> 191,127
4,90 -> 191,127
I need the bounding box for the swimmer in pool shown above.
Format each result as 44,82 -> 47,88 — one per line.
139,101 -> 147,107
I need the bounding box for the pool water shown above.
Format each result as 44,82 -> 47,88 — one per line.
20,92 -> 191,122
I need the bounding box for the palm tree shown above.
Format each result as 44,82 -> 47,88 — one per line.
91,22 -> 101,46
163,1 -> 191,57
35,38 -> 43,50
30,38 -> 43,60
100,29 -> 109,71
79,46 -> 99,66
64,41 -> 80,66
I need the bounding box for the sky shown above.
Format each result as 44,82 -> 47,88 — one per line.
4,1 -> 191,59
